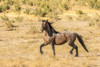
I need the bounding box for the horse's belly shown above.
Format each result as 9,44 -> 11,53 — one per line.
55,36 -> 67,45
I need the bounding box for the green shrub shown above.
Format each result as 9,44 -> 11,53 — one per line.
94,1 -> 100,9
24,8 -> 31,14
6,0 -> 14,5
61,3 -> 69,10
15,16 -> 23,22
0,6 -> 3,12
15,4 -> 21,11
88,0 -> 100,9
1,15 -> 9,21
88,0 -> 96,8
22,0 -> 27,4
4,21 -> 14,31
76,10 -> 84,15
27,26 -> 37,34
33,8 -> 47,17
31,0 -> 68,17
28,1 -> 33,6
0,3 -> 10,12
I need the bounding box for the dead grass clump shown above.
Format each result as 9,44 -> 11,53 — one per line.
88,0 -> 100,9
24,8 -> 31,15
88,21 -> 95,27
4,21 -> 14,31
88,14 -> 100,28
0,3 -> 10,12
15,16 -> 23,22
76,10 -> 84,15
15,4 -> 21,11
33,8 -> 47,17
1,15 -> 15,31
27,26 -> 38,34
1,15 -> 9,21
66,15 -> 73,21
76,10 -> 91,21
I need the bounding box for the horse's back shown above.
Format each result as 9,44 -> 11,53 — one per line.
55,31 -> 76,45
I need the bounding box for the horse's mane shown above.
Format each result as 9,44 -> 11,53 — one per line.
47,22 -> 59,34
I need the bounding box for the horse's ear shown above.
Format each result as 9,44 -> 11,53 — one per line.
46,20 -> 48,22
42,19 -> 44,22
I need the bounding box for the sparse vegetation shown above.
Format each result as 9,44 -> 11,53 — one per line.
88,0 -> 100,9
76,10 -> 84,15
15,16 -> 23,22
4,21 -> 14,31
1,15 -> 9,21
0,3 -> 10,12
15,4 -> 21,11
0,0 -> 100,67
27,26 -> 38,34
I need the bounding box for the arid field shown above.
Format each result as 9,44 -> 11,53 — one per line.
0,0 -> 100,67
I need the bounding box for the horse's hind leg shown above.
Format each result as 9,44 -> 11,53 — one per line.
70,47 -> 74,54
69,43 -> 78,57
68,39 -> 78,56
74,45 -> 78,57
68,40 -> 75,55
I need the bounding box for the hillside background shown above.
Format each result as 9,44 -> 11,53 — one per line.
0,0 -> 100,67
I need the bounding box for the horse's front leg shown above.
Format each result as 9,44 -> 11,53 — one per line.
40,43 -> 45,55
51,41 -> 55,55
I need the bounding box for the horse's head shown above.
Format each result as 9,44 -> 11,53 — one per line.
41,19 -> 53,36
41,19 -> 50,32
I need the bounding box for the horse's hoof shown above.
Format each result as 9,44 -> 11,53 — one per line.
40,51 -> 43,55
70,51 -> 73,54
75,55 -> 78,57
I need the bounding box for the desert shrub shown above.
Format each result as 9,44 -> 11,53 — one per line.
88,0 -> 96,8
31,0 -> 69,17
76,10 -> 84,15
15,4 -> 21,11
88,0 -> 100,9
61,3 -> 69,10
0,6 -> 3,12
5,0 -> 15,5
15,16 -> 23,22
33,8 -> 47,17
66,15 -> 73,21
4,21 -> 14,31
24,8 -> 31,14
1,15 -> 9,21
0,3 -> 10,12
28,0 -> 33,6
76,10 -> 91,21
22,0 -> 27,4
27,26 -> 37,34
48,11 -> 59,21
1,15 -> 14,31
89,14 -> 100,27
22,0 -> 33,6
94,1 -> 100,9
88,21 -> 95,27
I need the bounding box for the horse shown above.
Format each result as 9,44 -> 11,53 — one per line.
40,20 -> 88,57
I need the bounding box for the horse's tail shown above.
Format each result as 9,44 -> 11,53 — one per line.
75,33 -> 89,52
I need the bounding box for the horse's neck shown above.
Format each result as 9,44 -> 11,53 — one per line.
52,29 -> 59,33
51,27 -> 58,34
43,30 -> 53,37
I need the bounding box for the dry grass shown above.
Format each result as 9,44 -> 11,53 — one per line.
0,12 -> 100,67
0,1 -> 100,67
